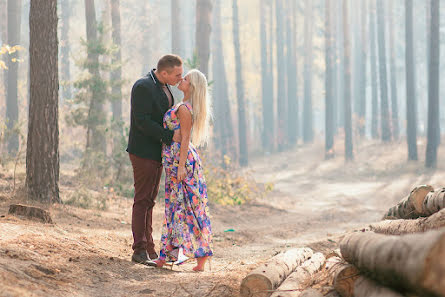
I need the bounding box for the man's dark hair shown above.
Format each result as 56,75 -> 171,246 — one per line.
157,54 -> 182,73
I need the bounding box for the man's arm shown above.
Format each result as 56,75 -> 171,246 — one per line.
132,84 -> 174,145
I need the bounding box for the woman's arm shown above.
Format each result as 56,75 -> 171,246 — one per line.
176,105 -> 193,181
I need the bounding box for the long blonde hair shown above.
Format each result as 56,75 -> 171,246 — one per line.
187,69 -> 212,147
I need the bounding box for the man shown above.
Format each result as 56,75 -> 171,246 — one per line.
127,54 -> 183,264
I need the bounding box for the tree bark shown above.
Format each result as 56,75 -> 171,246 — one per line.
299,289 -> 323,297
232,0 -> 248,167
425,0 -> 440,169
358,0 -> 367,138
270,253 -> 325,297
6,0 -> 22,154
325,0 -> 334,159
171,0 -> 182,56
405,0 -> 418,161
343,0 -> 353,161
303,0 -> 313,144
240,248 -> 313,297
382,185 -> 433,220
388,0 -> 399,141
60,0 -> 71,101
27,0 -> 60,204
340,230 -> 445,296
371,208 -> 445,235
195,0 -> 212,77
369,0 -> 379,139
376,0 -> 391,142
422,188 -> 445,216
212,0 -> 234,161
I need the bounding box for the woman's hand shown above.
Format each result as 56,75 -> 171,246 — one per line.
177,166 -> 187,181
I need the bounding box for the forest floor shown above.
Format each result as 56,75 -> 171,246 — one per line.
1,138 -> 445,297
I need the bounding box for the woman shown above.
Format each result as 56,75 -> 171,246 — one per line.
148,69 -> 213,272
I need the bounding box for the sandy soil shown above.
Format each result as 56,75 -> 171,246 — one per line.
1,139 -> 444,297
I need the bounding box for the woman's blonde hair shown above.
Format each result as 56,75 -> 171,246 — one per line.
187,69 -> 212,147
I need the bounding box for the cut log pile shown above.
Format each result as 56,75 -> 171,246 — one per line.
240,185 -> 445,296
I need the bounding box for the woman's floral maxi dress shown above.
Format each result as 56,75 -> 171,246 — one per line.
159,102 -> 213,261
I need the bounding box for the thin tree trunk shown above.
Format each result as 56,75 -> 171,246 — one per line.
370,0 -> 379,139
0,0 -> 7,111
286,0 -> 297,146
425,0 -> 440,168
260,0 -> 274,151
268,2 -> 276,149
110,0 -> 122,123
60,0 -> 71,101
325,0 -> 334,159
343,0 -> 353,161
331,0 -> 338,134
232,0 -> 248,166
405,0 -> 418,160
336,0 -> 344,130
6,0 -> 22,154
303,0 -> 313,144
275,0 -> 287,150
27,0 -> 60,203
388,0 -> 399,140
212,0 -> 234,161
377,0 -> 391,142
84,0 -> 106,155
359,0 -> 367,137
171,0 -> 182,56
195,0 -> 212,77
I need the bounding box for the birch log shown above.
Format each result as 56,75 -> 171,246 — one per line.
382,185 -> 433,219
240,248 -> 313,297
340,230 -> 445,296
421,188 -> 445,216
370,208 -> 445,235
270,253 -> 325,297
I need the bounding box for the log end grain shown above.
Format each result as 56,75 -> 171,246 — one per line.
8,204 -> 53,224
333,264 -> 359,297
411,185 -> 434,213
240,274 -> 273,297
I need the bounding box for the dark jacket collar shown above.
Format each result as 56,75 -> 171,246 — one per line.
149,69 -> 165,86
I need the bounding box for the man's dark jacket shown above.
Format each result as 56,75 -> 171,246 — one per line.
126,69 -> 174,162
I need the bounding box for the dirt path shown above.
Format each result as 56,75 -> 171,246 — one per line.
1,140 -> 444,296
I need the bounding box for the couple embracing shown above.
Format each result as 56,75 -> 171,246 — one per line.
126,54 -> 212,272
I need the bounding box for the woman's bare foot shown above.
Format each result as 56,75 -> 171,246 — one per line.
193,256 -> 209,272
154,259 -> 166,268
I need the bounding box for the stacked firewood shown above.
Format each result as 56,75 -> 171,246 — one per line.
334,185 -> 445,297
240,185 -> 445,297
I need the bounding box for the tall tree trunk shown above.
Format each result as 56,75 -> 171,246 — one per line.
27,0 -> 60,203
303,0 -> 313,143
331,0 -> 338,134
325,0 -> 334,159
6,0 -> 22,154
343,0 -> 353,161
336,0 -> 344,130
260,0 -> 274,151
377,0 -> 391,142
388,0 -> 399,140
212,0 -> 234,161
232,0 -> 248,166
352,0 -> 361,129
405,0 -> 418,161
0,0 -> 7,107
268,2 -> 276,149
110,0 -> 122,123
359,0 -> 367,137
85,0 -> 106,154
60,0 -> 71,101
275,0 -> 287,150
195,0 -> 212,77
286,0 -> 297,146
425,0 -> 440,169
370,0 -> 379,139
171,0 -> 182,56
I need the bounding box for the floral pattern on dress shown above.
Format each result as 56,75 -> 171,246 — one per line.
159,102 -> 213,260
